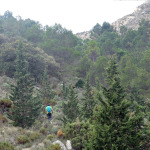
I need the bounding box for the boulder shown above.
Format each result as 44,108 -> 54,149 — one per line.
66,140 -> 72,150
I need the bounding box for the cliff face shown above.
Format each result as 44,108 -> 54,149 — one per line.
76,31 -> 91,40
112,3 -> 150,32
76,3 -> 150,40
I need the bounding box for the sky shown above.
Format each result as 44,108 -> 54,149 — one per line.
0,0 -> 147,33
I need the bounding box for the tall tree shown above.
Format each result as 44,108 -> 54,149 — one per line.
81,76 -> 96,120
86,58 -> 147,150
39,67 -> 55,105
7,41 -> 41,128
62,86 -> 79,123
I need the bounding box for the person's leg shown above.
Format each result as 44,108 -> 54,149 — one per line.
47,113 -> 51,120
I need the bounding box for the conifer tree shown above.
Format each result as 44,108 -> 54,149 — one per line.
40,67 -> 54,105
7,41 -> 41,128
81,76 -> 96,119
87,58 -> 147,150
62,81 -> 69,100
129,86 -> 144,106
62,86 -> 79,123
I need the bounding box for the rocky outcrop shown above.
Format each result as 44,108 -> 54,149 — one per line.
112,3 -> 150,32
76,3 -> 150,39
76,31 -> 91,40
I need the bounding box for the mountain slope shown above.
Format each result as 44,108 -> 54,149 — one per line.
112,3 -> 150,32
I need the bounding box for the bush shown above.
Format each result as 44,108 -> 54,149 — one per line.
17,135 -> 30,144
0,142 -> 14,150
40,127 -> 47,135
29,131 -> 42,141
75,79 -> 84,88
45,143 -> 61,150
65,120 -> 92,150
46,134 -> 56,141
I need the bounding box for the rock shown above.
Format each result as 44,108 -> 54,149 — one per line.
66,140 -> 72,150
112,3 -> 150,32
53,140 -> 67,150
22,148 -> 31,150
76,31 -> 91,40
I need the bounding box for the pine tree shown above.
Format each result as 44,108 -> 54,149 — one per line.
62,86 -> 79,123
129,86 -> 144,106
40,67 -> 55,105
62,81 -> 69,100
87,58 -> 147,150
7,41 -> 41,128
81,76 -> 96,119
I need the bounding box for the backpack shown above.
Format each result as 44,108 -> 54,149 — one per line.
47,106 -> 51,113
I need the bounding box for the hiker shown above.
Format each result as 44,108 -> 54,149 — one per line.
45,104 -> 53,120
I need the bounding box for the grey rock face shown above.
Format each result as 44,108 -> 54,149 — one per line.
112,3 -> 150,32
76,31 -> 91,40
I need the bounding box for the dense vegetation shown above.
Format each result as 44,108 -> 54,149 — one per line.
0,11 -> 150,98
0,10 -> 150,149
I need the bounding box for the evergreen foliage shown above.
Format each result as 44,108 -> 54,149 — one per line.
0,40 -> 60,82
81,76 -> 96,119
76,55 -> 91,78
0,10 -> 149,150
62,86 -> 79,123
0,141 -> 14,150
86,58 -> 147,150
39,67 -> 55,105
0,12 -> 150,97
75,79 -> 84,88
62,81 -> 69,100
7,41 -> 41,128
65,120 -> 92,150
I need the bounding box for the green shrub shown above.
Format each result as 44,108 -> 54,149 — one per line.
75,79 -> 84,88
0,142 -> 14,150
40,127 -> 47,135
45,143 -> 61,150
17,135 -> 30,144
65,120 -> 92,150
29,131 -> 42,141
46,134 -> 55,141
32,120 -> 42,130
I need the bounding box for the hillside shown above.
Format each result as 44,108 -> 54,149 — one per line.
0,6 -> 150,150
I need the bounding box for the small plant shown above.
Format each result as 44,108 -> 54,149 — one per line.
29,131 -> 42,141
50,126 -> 59,134
40,127 -> 47,135
46,143 -> 61,150
57,129 -> 65,139
0,141 -> 14,150
46,134 -> 55,141
17,135 -> 30,144
75,79 -> 84,88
